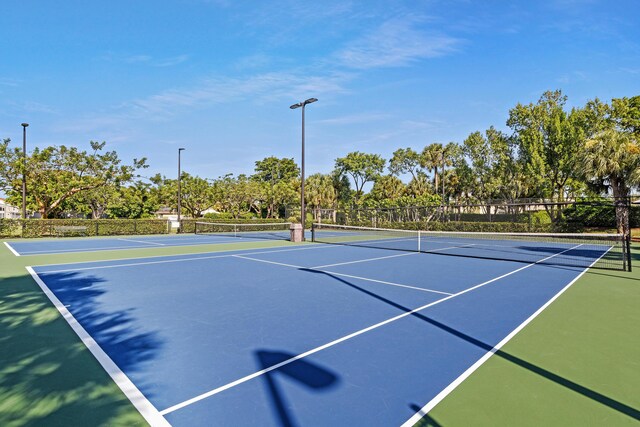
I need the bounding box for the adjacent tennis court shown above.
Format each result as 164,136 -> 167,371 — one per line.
22,224 -> 622,426
5,222 -> 297,256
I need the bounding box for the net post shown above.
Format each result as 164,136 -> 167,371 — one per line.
311,223 -> 316,242
417,230 -> 421,252
626,233 -> 632,272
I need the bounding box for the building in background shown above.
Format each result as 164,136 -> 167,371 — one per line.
0,198 -> 21,219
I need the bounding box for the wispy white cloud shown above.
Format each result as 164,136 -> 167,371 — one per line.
336,16 -> 461,69
0,77 -> 20,87
126,71 -> 353,116
6,100 -> 59,115
556,70 -> 589,84
318,113 -> 392,125
153,55 -> 190,67
100,52 -> 189,67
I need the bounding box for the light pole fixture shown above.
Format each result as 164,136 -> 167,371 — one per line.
177,148 -> 186,231
289,97 -> 317,239
21,123 -> 29,219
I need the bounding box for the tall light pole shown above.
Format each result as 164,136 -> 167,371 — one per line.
21,123 -> 29,219
290,97 -> 317,239
177,148 -> 185,232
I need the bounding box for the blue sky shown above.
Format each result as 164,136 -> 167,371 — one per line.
1,0 -> 639,185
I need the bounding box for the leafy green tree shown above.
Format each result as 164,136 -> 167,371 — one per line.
507,90 -> 583,201
0,140 -> 146,218
212,174 -> 262,219
388,147 -> 421,179
252,157 -> 300,218
107,180 -> 160,219
179,174 -> 216,218
370,175 -> 405,201
68,184 -> 120,219
331,169 -> 352,206
612,95 -> 640,136
305,173 -> 337,210
580,129 -> 640,234
405,172 -> 433,198
335,152 -> 385,201
462,131 -> 496,202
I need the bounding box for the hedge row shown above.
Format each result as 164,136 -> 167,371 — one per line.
342,220 -> 554,233
0,219 -> 171,238
179,218 -> 293,234
562,204 -> 640,228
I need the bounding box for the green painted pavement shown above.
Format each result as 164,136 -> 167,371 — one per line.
420,245 -> 640,426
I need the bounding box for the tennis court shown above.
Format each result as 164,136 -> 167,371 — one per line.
5,222 -> 297,256
23,224 -> 621,426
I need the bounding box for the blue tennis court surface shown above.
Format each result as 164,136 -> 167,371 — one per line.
27,237 -> 599,426
6,231 -> 301,256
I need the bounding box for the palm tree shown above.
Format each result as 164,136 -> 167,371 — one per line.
581,128 -> 640,234
370,175 -> 406,201
421,143 -> 444,190
305,174 -> 337,220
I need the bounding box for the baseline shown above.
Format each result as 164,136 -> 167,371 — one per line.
3,241 -> 20,257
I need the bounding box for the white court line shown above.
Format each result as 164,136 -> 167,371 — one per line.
159,243 -> 584,416
26,266 -> 170,427
15,239 -> 244,255
232,255 -> 301,269
233,254 -> 451,295
401,243 -> 602,426
117,238 -> 166,246
4,241 -> 20,257
35,243 -> 340,273
311,252 -> 418,269
318,270 -> 454,296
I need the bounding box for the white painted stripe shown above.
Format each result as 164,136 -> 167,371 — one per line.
311,252 -> 418,269
233,254 -> 451,295
401,243 -> 601,427
232,255 -> 301,269
159,244 -> 583,415
26,267 -> 170,427
117,238 -> 166,246
4,241 -> 20,257
309,243 -> 477,269
17,240 -> 244,255
318,270 -> 454,296
35,244 -> 336,273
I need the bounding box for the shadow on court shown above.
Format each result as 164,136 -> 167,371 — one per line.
303,269 -> 640,423
409,403 -> 442,427
317,242 -> 625,271
0,272 -> 162,426
255,350 -> 340,427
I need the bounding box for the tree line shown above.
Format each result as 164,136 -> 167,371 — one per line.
1,90 -> 638,222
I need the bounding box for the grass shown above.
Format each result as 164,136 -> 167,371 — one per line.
1,237 -> 638,425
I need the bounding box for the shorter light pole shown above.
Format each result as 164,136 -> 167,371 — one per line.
21,123 -> 29,219
290,97 -> 317,240
177,148 -> 185,231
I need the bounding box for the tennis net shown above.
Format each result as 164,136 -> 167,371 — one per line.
195,222 -> 292,241
311,223 -> 630,271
